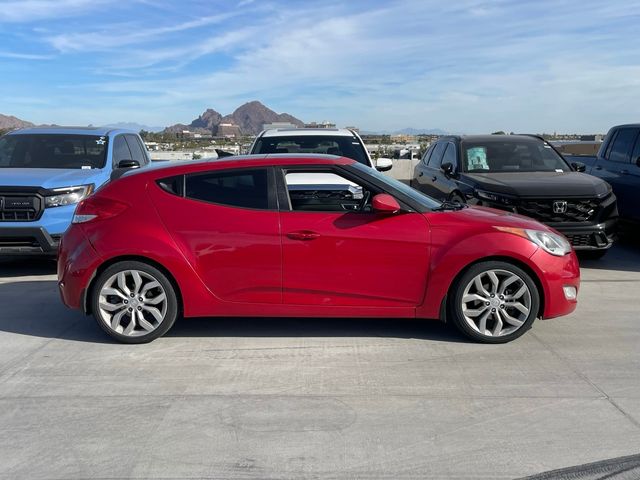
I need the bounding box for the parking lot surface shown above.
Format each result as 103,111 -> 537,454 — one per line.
1,243 -> 639,479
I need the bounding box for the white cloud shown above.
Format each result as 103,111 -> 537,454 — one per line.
0,0 -> 115,22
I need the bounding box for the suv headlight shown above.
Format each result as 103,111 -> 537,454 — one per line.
476,190 -> 516,205
44,184 -> 94,208
495,226 -> 572,256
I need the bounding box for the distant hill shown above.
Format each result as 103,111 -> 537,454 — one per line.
164,101 -> 304,136
0,113 -> 34,131
101,122 -> 164,133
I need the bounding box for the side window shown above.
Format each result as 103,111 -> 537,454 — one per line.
124,134 -> 147,165
427,142 -> 446,168
284,170 -> 375,213
185,169 -> 270,209
632,135 -> 640,166
608,128 -> 639,163
112,135 -> 132,164
422,144 -> 435,164
441,143 -> 457,167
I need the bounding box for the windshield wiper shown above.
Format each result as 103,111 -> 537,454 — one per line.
433,200 -> 468,212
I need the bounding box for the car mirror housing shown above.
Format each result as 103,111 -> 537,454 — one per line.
441,162 -> 456,176
571,161 -> 586,172
375,158 -> 393,172
372,193 -> 400,214
117,159 -> 140,169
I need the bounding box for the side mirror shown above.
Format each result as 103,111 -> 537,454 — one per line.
375,157 -> 393,172
372,193 -> 400,214
571,161 -> 586,172
441,162 -> 456,176
116,159 -> 140,169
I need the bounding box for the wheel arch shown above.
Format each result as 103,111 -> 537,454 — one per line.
83,255 -> 184,316
439,255 -> 545,322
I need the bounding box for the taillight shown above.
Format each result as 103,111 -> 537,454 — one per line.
72,196 -> 129,224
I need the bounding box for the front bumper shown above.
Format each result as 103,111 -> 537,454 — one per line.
549,219 -> 617,251
0,227 -> 60,255
529,248 -> 580,319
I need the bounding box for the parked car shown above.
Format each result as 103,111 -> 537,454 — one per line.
249,127 -> 394,171
0,126 -> 150,256
563,124 -> 640,224
58,155 -> 579,344
412,135 -> 618,258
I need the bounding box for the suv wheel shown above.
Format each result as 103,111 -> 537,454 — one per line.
449,261 -> 540,343
91,261 -> 178,343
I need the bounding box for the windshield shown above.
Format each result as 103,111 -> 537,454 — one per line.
461,138 -> 569,173
253,135 -> 370,166
351,162 -> 442,209
0,134 -> 108,169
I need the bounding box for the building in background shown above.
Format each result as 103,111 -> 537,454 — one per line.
304,121 -> 336,129
262,122 -> 299,130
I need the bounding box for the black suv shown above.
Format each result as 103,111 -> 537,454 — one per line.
412,135 -> 618,257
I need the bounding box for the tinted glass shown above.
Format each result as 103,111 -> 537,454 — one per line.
608,128 -> 639,163
0,134 -> 108,169
428,142 -> 446,168
441,143 -> 457,167
351,162 -> 441,209
631,135 -> 640,165
185,169 -> 269,209
124,134 -> 147,164
253,135 -> 369,165
460,138 -> 569,172
422,144 -> 435,164
113,135 -> 132,163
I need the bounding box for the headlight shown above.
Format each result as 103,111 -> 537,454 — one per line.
476,190 -> 515,205
44,184 -> 94,208
494,226 -> 572,256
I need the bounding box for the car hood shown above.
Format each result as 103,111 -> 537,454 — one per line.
430,204 -> 551,231
0,168 -> 107,190
466,171 -> 610,197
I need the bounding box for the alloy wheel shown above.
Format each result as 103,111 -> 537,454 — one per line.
460,269 -> 532,337
97,269 -> 168,337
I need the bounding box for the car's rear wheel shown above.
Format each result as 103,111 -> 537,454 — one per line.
91,261 -> 178,343
449,261 -> 540,343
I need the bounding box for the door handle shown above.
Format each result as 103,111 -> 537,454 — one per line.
418,171 -> 424,177
595,165 -> 603,170
431,176 -> 437,181
287,230 -> 320,241
620,169 -> 629,175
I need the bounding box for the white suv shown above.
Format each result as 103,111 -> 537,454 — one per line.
249,128 -> 393,172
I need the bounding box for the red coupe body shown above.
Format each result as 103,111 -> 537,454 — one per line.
58,155 -> 579,327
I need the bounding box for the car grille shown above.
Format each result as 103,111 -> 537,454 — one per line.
0,237 -> 41,248
564,234 -> 593,247
0,193 -> 43,222
517,198 -> 600,223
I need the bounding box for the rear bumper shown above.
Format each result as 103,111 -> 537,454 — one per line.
549,218 -> 617,251
0,227 -> 60,256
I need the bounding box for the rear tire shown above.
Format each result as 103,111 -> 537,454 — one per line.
90,261 -> 178,344
449,261 -> 540,344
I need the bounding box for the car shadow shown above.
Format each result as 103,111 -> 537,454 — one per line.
577,236 -> 640,272
0,256 -> 57,277
0,279 -> 469,344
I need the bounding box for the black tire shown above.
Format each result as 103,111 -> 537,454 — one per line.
90,261 -> 178,344
449,261 -> 540,344
578,250 -> 608,261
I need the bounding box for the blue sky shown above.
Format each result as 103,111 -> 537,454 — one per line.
0,0 -> 639,133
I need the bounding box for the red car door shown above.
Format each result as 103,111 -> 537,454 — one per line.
150,167 -> 282,304
279,168 -> 430,307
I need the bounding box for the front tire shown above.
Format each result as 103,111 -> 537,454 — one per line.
449,261 -> 540,344
90,261 -> 178,344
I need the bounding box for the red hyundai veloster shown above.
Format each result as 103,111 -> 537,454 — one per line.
58,155 -> 579,344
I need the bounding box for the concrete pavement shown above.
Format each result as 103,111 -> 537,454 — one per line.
0,243 -> 639,479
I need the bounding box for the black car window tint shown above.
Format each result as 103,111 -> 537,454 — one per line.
124,134 -> 146,165
441,143 -> 456,167
631,133 -> 640,165
422,144 -> 435,164
113,135 -> 132,164
428,142 -> 446,168
608,128 -> 638,163
185,169 -> 270,210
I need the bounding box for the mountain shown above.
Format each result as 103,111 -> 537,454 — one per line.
0,113 -> 34,130
164,101 -> 304,136
101,122 -> 164,133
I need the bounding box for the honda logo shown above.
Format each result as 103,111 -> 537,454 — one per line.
553,201 -> 568,214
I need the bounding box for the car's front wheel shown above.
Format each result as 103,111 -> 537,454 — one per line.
449,261 -> 540,343
90,261 -> 178,343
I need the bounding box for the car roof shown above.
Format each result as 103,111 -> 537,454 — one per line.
126,154 -> 356,178
259,128 -> 357,138
7,126 -> 137,136
441,134 -> 546,143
